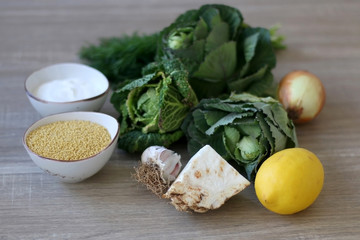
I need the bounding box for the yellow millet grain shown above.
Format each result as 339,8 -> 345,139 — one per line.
26,120 -> 111,161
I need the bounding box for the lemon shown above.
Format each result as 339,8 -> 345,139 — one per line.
255,148 -> 324,214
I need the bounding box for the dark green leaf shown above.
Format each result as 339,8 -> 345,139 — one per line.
270,103 -> 298,145
118,130 -> 183,153
228,65 -> 267,92
205,21 -> 230,53
193,41 -> 237,82
200,7 -> 221,29
186,121 -> 208,145
188,77 -> 227,99
244,32 -> 260,63
240,27 -> 276,75
206,112 -> 252,135
117,73 -> 157,92
187,139 -> 205,156
229,92 -> 277,103
193,18 -> 208,40
204,101 -> 255,113
199,4 -> 243,39
265,117 -> 287,152
171,39 -> 206,69
255,112 -> 275,154
192,109 -> 210,133
246,70 -> 275,97
207,132 -> 231,159
204,110 -> 228,126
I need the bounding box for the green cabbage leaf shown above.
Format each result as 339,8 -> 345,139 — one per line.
157,4 -> 277,99
181,93 -> 298,180
111,59 -> 198,153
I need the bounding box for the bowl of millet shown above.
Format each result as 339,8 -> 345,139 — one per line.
23,111 -> 120,183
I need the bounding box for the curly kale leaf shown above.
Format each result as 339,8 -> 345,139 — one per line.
117,130 -> 184,153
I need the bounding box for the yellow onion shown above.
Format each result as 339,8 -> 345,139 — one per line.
278,70 -> 326,124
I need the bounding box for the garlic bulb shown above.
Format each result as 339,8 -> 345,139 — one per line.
141,146 -> 182,183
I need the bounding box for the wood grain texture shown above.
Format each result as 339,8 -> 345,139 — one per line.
1,0 -> 360,239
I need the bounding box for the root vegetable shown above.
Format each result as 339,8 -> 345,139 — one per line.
163,145 -> 250,213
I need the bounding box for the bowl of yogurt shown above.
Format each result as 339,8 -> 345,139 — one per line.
25,63 -> 110,117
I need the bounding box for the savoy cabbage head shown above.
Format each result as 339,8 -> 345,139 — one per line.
111,59 -> 198,153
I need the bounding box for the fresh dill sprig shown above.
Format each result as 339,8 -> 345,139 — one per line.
79,33 -> 159,88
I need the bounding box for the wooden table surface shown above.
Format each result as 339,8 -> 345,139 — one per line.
1,0 -> 360,239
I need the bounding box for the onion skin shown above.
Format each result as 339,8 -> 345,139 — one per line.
278,70 -> 326,124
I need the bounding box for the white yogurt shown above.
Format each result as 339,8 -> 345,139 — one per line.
34,78 -> 102,102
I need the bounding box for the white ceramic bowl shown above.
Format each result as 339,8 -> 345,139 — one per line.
25,63 -> 110,117
23,111 -> 120,183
